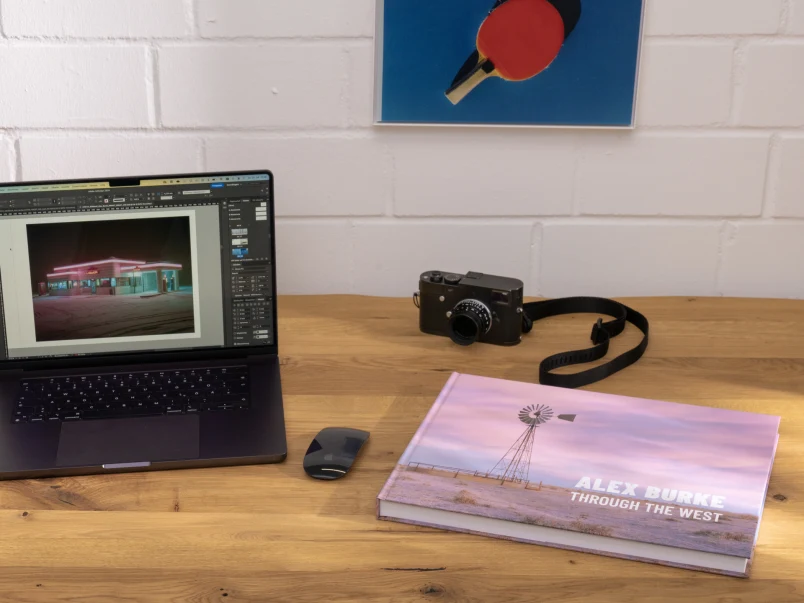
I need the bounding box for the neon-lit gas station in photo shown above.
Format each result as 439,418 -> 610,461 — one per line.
40,257 -> 183,297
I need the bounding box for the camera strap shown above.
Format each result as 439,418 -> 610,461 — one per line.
521,297 -> 649,389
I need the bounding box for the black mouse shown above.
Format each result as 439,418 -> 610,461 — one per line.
303,427 -> 370,480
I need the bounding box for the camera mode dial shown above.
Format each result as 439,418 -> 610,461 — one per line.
448,299 -> 492,346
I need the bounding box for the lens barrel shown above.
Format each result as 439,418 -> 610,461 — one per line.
448,299 -> 492,346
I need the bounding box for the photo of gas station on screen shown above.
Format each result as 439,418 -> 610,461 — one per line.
41,258 -> 183,297
27,216 -> 196,343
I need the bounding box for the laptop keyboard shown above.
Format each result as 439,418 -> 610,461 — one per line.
11,366 -> 250,424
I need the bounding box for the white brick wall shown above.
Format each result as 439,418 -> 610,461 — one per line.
0,0 -> 802,299
770,135 -> 804,218
197,0 -> 375,38
275,220 -> 353,294
789,0 -> 804,34
541,222 -> 722,297
645,0 -> 783,35
20,136 -> 203,180
575,133 -> 769,217
351,221 -> 535,296
391,131 -> 575,216
0,138 -> 13,182
721,224 -> 804,298
206,137 -> 391,216
1,0 -> 188,38
158,45 -> 349,128
635,41 -> 733,126
736,43 -> 804,126
0,46 -> 150,128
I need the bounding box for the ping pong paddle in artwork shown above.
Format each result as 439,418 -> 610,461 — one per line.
446,0 -> 582,105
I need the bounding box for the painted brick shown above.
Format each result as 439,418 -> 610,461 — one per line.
721,224 -> 804,299
275,220 -> 353,294
540,222 -> 721,297
788,0 -> 804,34
197,0 -> 374,38
347,43 -> 376,127
0,139 -> 14,182
1,0 -> 188,38
20,137 -> 202,180
576,133 -> 769,217
646,0 -> 783,35
636,41 -> 733,126
529,223 -> 542,297
351,221 -> 534,296
736,43 -> 804,126
392,132 -> 575,216
205,137 -> 390,216
768,135 -> 804,218
0,46 -> 149,128
159,45 -> 347,128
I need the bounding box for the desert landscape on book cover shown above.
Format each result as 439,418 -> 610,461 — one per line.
382,374 -> 779,559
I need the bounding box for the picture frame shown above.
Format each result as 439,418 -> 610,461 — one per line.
373,0 -> 646,129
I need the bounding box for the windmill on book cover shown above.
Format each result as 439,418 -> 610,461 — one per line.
488,404 -> 576,484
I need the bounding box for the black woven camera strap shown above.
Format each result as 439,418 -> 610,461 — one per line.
521,297 -> 649,389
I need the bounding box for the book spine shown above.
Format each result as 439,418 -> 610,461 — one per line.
376,372 -> 461,505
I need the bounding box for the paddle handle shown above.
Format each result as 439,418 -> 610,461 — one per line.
445,58 -> 495,105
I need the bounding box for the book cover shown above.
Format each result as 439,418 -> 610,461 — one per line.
377,373 -> 780,577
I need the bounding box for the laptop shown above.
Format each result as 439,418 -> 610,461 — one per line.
0,170 -> 287,480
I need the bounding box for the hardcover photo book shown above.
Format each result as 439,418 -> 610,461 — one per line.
377,373 -> 780,577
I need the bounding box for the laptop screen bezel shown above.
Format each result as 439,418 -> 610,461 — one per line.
0,170 -> 278,373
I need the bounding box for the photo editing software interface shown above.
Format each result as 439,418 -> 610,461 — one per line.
0,174 -> 274,362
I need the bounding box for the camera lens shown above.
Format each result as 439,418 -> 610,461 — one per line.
448,300 -> 492,346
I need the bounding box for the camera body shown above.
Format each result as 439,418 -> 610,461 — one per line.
417,270 -> 525,346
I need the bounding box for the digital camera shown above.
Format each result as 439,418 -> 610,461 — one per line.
416,270 -> 525,346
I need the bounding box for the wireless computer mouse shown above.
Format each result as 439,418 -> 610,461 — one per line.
303,427 -> 370,480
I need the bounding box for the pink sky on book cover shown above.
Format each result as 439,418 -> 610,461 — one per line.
400,373 -> 779,515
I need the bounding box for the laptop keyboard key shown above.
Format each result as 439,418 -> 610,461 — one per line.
12,366 -> 251,423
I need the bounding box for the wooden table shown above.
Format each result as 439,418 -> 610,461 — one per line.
0,295 -> 802,602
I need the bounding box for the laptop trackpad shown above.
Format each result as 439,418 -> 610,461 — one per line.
56,415 -> 200,468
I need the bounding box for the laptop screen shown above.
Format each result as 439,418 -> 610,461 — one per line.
0,172 -> 276,364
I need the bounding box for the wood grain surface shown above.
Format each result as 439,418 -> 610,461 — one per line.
0,295 -> 803,603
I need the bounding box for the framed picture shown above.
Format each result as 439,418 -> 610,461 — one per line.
373,0 -> 646,128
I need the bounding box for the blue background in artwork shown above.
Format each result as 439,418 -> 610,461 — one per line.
379,0 -> 644,126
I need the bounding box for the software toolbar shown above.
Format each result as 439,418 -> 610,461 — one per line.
0,181 -> 268,214
221,199 -> 274,347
